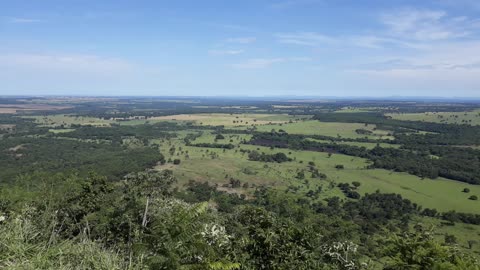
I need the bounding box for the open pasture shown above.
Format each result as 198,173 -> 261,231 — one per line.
413,216 -> 480,254
334,107 -> 380,113
237,120 -> 394,140
24,115 -> 113,127
23,114 -> 163,127
149,113 -> 306,126
154,130 -> 480,214
23,112 -> 311,128
305,138 -> 400,149
11,102 -> 480,216
48,128 -> 76,134
387,110 -> 480,125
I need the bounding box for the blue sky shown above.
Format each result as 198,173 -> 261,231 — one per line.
1,0 -> 480,97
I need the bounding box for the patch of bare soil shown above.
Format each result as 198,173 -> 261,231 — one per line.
8,144 -> 25,152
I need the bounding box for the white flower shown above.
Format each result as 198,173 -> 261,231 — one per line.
322,241 -> 360,270
0,215 -> 5,222
201,223 -> 231,247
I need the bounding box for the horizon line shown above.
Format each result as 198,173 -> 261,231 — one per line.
2,94 -> 480,101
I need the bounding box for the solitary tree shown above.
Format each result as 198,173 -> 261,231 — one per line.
352,181 -> 361,188
335,164 -> 345,170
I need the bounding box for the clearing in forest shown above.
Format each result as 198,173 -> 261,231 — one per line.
236,120 -> 394,140
154,130 -> 480,214
150,113 -> 305,126
387,110 -> 480,125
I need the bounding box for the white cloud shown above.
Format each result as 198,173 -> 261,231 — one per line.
82,11 -> 137,20
232,58 -> 285,69
275,32 -> 335,46
380,8 -> 475,41
231,57 -> 310,69
275,32 -> 424,50
7,17 -> 42,23
214,24 -> 254,32
348,41 -> 480,91
208,49 -> 244,55
350,68 -> 480,87
0,53 -> 133,73
226,37 -> 256,44
289,57 -> 312,61
348,35 -> 431,50
367,41 -> 480,70
270,0 -> 322,9
276,8 -> 479,52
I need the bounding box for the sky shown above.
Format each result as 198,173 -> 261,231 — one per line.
1,0 -> 480,97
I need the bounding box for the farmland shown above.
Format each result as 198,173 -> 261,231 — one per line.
153,130 -> 480,214
387,110 -> 480,125
8,100 -> 480,215
2,96 -> 480,268
0,104 -> 72,114
24,114 -> 113,127
149,113 -> 304,126
236,120 -> 394,140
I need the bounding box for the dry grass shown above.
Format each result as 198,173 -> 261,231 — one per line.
8,144 -> 25,152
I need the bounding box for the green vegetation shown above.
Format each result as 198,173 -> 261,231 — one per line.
247,151 -> 291,163
1,97 -> 480,269
25,114 -> 113,127
305,138 -> 401,149
236,120 -> 394,140
387,110 -> 480,125
0,136 -> 163,181
150,113 -> 304,127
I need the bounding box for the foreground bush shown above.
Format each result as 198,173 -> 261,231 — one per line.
0,208 -> 137,270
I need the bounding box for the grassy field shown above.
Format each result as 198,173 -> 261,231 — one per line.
413,216 -> 480,255
387,110 -> 480,125
48,128 -> 76,134
25,114 -> 182,127
149,113 -> 308,126
24,113 -> 480,214
334,107 -> 380,113
236,120 -> 394,140
24,113 -> 396,144
153,130 -> 480,214
305,138 -> 400,149
24,115 -> 113,127
24,113 -> 310,128
10,105 -> 480,264
348,169 -> 480,214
